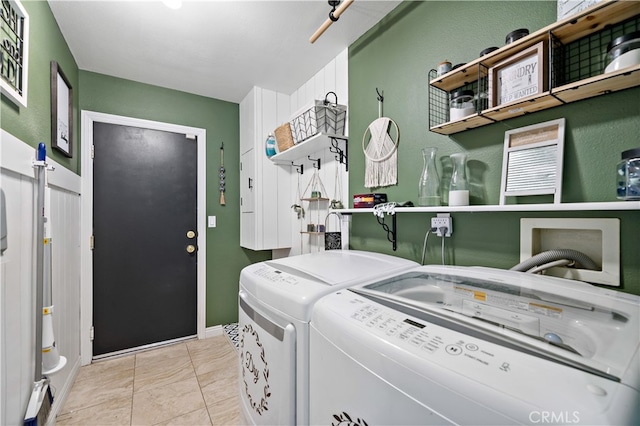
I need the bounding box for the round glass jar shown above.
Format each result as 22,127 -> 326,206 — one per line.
617,147 -> 640,200
604,31 -> 640,74
505,28 -> 529,44
449,90 -> 475,121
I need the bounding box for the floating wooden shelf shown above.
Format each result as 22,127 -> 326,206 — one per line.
428,0 -> 640,135
334,201 -> 640,214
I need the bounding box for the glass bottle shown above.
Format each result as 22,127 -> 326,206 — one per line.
265,133 -> 277,158
448,152 -> 469,206
418,147 -> 441,206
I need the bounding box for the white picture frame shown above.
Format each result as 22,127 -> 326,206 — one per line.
0,0 -> 29,108
500,118 -> 566,205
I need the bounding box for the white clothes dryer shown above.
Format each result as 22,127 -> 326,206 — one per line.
309,265 -> 640,425
238,250 -> 418,425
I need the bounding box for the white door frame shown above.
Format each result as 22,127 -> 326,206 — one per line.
80,111 -> 206,365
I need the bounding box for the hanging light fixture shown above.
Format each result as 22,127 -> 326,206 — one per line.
309,0 -> 355,44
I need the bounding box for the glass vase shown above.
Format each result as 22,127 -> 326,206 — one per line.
418,147 -> 441,206
448,152 -> 469,206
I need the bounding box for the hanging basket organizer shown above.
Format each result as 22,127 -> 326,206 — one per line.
324,212 -> 342,250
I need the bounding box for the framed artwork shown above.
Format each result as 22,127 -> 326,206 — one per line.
499,118 -> 566,205
489,41 -> 547,108
51,61 -> 73,157
0,0 -> 29,107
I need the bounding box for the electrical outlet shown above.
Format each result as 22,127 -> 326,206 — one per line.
431,215 -> 452,237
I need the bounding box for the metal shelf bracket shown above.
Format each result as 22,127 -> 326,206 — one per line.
373,202 -> 398,251
329,136 -> 348,171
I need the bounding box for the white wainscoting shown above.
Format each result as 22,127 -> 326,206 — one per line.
1,130 -> 81,425
287,48 -> 350,256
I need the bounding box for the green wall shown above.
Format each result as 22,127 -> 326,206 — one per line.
1,0 -> 269,328
79,71 -> 270,326
348,1 -> 640,293
1,0 -> 79,172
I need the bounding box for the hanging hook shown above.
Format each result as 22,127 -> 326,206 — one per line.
308,155 -> 321,170
328,0 -> 341,21
376,88 -> 384,118
292,161 -> 304,175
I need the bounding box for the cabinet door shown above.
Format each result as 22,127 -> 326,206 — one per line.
240,149 -> 256,249
240,149 -> 255,214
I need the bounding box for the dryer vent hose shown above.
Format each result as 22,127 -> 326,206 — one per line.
510,249 -> 599,273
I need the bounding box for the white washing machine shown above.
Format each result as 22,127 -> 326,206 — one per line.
309,265 -> 640,425
237,250 -> 418,425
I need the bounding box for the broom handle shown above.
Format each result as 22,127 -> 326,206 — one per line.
34,158 -> 45,381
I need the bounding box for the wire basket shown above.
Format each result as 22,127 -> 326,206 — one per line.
290,92 -> 347,144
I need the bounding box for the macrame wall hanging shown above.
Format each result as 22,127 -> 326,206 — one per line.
362,88 -> 399,188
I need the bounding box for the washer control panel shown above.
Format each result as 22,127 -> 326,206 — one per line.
349,301 -> 503,370
251,264 -> 301,286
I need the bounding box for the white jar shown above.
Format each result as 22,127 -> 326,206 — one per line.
604,31 -> 640,74
449,90 -> 475,121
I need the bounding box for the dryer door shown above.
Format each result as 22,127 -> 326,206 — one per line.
238,290 -> 296,425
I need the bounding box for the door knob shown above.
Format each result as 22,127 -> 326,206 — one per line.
186,244 -> 196,254
186,230 -> 196,239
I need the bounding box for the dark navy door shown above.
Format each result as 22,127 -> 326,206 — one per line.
92,122 -> 197,356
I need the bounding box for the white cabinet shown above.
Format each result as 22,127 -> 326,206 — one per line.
239,87 -> 292,250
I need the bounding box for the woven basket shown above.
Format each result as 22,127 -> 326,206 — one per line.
274,122 -> 295,153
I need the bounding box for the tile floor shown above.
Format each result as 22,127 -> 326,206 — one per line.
56,334 -> 242,425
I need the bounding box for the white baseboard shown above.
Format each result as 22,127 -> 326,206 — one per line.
46,356 -> 81,426
205,324 -> 223,339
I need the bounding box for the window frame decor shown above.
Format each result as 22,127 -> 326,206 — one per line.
489,41 -> 547,108
51,61 -> 73,158
0,0 -> 29,107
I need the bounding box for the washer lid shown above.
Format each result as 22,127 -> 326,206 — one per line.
266,250 -> 417,286
240,251 -> 418,321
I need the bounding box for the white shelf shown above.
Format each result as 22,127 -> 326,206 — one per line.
334,201 -> 640,214
270,133 -> 347,164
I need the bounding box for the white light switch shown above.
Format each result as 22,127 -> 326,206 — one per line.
208,216 -> 217,228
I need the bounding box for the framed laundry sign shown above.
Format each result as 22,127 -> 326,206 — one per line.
499,118 -> 565,205
0,0 -> 29,107
51,61 -> 73,157
489,42 -> 547,108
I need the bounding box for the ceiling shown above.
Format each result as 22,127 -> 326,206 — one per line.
48,0 -> 401,104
